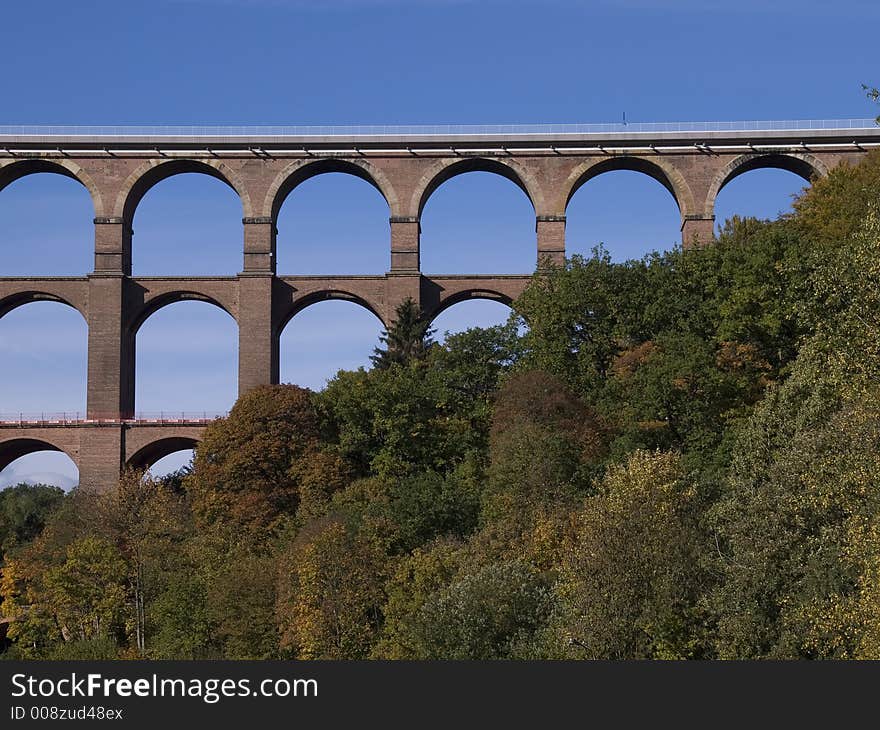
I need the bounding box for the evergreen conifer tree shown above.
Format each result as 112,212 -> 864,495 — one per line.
371,297 -> 435,369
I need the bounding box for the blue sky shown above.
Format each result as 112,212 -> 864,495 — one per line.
1,0 -> 877,487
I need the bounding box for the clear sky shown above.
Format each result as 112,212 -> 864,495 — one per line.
1,0 -> 877,488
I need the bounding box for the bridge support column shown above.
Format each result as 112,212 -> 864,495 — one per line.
390,217 -> 420,272
239,275 -> 277,391
243,217 -> 276,273
681,215 -> 715,247
384,273 -> 422,325
536,216 -> 565,267
239,217 -> 278,392
94,217 -> 132,275
87,274 -> 134,420
77,425 -> 125,492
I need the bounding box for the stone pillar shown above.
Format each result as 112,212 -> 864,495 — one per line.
390,216 -> 420,272
94,217 -> 131,275
385,273 -> 422,326
87,274 -> 134,420
243,217 -> 276,274
240,218 -> 277,391
238,275 -> 277,391
681,215 -> 715,248
536,215 -> 566,268
88,216 -> 134,421
77,425 -> 125,492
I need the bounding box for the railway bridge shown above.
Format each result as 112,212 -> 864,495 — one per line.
1,120 -> 877,488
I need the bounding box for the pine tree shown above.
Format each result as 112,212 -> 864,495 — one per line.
371,298 -> 435,369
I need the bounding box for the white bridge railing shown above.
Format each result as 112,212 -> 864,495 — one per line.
0,119 -> 877,137
0,412 -> 226,425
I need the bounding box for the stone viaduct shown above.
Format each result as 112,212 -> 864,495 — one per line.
1,121 -> 878,489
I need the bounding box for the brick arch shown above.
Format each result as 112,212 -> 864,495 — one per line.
0,436 -> 79,474
562,156 -> 695,218
428,288 -> 516,322
127,290 -> 238,335
0,289 -> 88,321
126,435 -> 200,472
704,152 -> 828,217
411,157 -> 545,219
264,158 -> 399,220
0,158 -> 105,217
277,289 -> 387,335
113,158 -> 254,224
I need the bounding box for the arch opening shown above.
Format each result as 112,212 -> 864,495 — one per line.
128,437 -> 199,477
269,159 -> 392,222
0,166 -> 94,276
129,291 -> 234,337
0,442 -> 78,492
276,170 -> 390,275
130,170 -> 243,276
566,168 -> 682,262
147,449 -> 195,481
713,167 -> 810,231
420,170 -> 536,275
135,300 -> 238,415
430,298 -> 518,343
0,301 -> 87,416
279,299 -> 385,390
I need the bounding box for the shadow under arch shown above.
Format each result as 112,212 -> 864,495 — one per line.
0,437 -> 77,474
0,158 -> 104,217
266,158 -> 397,222
0,291 -> 87,322
705,152 -> 828,217
563,156 -> 691,216
127,290 -> 238,336
116,159 -> 251,227
127,436 -> 200,472
413,158 -> 541,218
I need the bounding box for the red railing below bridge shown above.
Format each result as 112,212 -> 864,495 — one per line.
0,412 -> 227,426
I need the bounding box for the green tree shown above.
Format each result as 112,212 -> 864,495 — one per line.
515,247 -> 626,396
0,483 -> 64,559
276,518 -> 388,659
188,384 -> 348,535
398,560 -> 554,660
41,536 -> 128,645
863,83 -> 880,123
320,324 -> 518,479
371,297 -> 435,369
480,371 -> 604,554
373,538 -> 465,658
555,450 -> 711,659
711,211 -> 880,659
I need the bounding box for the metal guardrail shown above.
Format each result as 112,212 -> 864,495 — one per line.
0,412 -> 226,425
0,120 -> 876,137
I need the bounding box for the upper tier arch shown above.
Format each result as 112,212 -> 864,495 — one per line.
411,158 -> 544,218
114,159 -> 254,224
705,152 -> 829,217
562,156 -> 695,217
0,159 -> 104,217
265,158 -> 398,220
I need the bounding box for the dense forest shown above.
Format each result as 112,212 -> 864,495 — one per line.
3,150 -> 880,660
